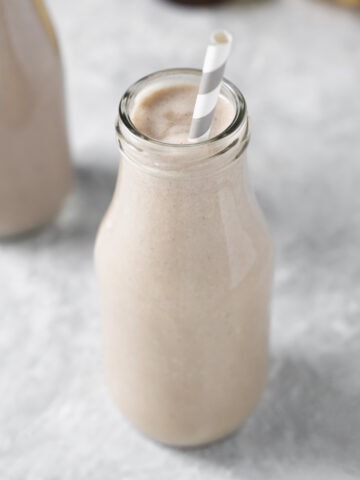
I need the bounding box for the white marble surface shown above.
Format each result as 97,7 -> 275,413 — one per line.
1,0 -> 360,478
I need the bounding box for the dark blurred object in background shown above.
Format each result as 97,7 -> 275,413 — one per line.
166,0 -> 226,5
166,0 -> 360,7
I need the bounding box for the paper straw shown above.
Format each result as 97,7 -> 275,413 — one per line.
189,30 -> 232,142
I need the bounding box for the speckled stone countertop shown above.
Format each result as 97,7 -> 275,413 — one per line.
1,0 -> 360,478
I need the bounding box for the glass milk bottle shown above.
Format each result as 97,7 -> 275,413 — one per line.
0,0 -> 72,237
95,69 -> 273,447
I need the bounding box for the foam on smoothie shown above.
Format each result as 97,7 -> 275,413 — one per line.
131,84 -> 235,144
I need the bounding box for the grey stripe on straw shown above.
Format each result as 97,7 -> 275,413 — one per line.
198,63 -> 226,95
189,107 -> 215,139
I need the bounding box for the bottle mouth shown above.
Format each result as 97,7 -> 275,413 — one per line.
115,68 -> 250,175
117,68 -> 248,149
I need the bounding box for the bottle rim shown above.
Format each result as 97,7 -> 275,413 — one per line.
116,68 -> 248,151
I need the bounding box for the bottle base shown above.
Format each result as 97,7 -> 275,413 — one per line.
0,177 -> 72,240
117,406 -> 255,448
108,381 -> 266,448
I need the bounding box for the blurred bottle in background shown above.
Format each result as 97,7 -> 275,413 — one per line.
335,0 -> 360,5
0,0 -> 72,238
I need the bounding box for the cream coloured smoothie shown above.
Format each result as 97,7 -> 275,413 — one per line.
95,69 -> 273,447
131,83 -> 234,144
0,0 -> 72,237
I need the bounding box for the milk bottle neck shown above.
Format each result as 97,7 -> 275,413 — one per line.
115,68 -> 250,179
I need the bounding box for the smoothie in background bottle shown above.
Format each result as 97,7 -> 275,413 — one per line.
0,0 -> 72,237
95,69 -> 273,447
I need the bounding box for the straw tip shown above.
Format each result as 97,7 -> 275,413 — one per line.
211,30 -> 232,45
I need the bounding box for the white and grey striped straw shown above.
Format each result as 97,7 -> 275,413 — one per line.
189,30 -> 232,142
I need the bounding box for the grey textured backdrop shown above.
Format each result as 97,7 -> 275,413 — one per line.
1,0 -> 360,478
